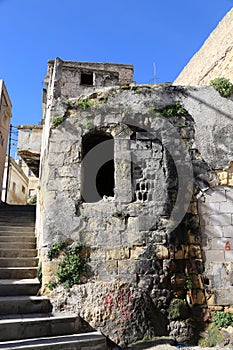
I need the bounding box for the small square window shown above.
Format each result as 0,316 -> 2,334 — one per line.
81,72 -> 93,86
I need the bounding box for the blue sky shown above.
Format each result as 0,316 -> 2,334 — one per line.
0,0 -> 232,129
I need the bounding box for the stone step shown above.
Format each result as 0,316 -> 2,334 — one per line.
0,314 -> 81,341
0,332 -> 107,350
0,242 -> 36,250
0,267 -> 37,279
0,213 -> 35,217
0,236 -> 36,244
0,258 -> 38,267
0,296 -> 52,315
0,279 -> 40,296
0,221 -> 35,227
0,227 -> 35,234
0,249 -> 37,258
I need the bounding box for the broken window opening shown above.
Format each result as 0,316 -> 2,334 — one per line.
81,131 -> 114,203
80,72 -> 94,86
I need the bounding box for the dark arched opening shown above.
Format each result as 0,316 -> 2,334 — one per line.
81,131 -> 114,202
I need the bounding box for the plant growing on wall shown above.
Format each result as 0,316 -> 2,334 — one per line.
77,98 -> 95,110
210,77 -> 233,98
52,115 -> 64,127
213,311 -> 233,328
156,102 -> 188,117
47,241 -> 89,289
147,102 -> 188,117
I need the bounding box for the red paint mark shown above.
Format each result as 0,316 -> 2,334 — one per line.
225,241 -> 231,251
103,289 -> 134,320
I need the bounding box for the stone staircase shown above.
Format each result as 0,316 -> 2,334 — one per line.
0,205 -> 107,350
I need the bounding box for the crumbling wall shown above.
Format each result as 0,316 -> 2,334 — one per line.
38,84 -> 233,346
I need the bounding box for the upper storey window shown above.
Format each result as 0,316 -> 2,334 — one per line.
81,131 -> 114,203
80,72 -> 93,86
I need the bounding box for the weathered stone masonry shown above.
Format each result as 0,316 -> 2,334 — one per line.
37,59 -> 233,346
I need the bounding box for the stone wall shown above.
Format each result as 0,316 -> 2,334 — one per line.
174,8 -> 233,85
38,83 -> 233,346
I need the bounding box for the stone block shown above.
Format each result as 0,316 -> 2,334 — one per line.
214,288 -> 233,305
220,202 -> 233,213
90,248 -> 106,261
130,246 -> 146,259
188,289 -> 206,305
226,190 -> 233,202
171,273 -> 186,290
225,249 -> 233,262
204,188 -> 226,203
200,224 -> 223,238
138,216 -> 156,231
208,214 -> 231,226
211,238 -> 233,253
106,248 -> 130,260
217,171 -> 228,186
222,226 -> 233,237
198,201 -> 220,215
174,245 -> 189,259
191,274 -> 204,289
147,231 -> 167,245
206,292 -> 216,306
94,260 -> 118,278
189,245 -> 203,259
124,230 -> 146,247
224,307 -> 233,313
155,245 -> 169,259
187,230 -> 201,244
208,305 -> 224,311
118,259 -> 136,275
186,259 -> 204,274
204,250 -> 225,262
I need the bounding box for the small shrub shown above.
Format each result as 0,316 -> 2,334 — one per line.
77,98 -> 94,110
213,311 -> 233,328
199,323 -> 223,347
46,280 -> 57,291
210,77 -> 233,98
56,243 -> 88,289
67,100 -> 76,108
156,102 -> 188,118
48,241 -> 89,290
52,115 -> 64,127
47,241 -> 66,260
168,298 -> 190,320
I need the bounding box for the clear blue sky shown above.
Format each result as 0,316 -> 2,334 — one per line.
0,0 -> 232,128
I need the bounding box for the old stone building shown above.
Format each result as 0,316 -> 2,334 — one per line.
1,157 -> 29,204
0,81 -> 12,200
174,7 -> 233,85
21,55 -> 233,346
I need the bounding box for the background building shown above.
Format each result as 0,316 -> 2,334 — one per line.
1,157 -> 28,204
0,81 -> 12,200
